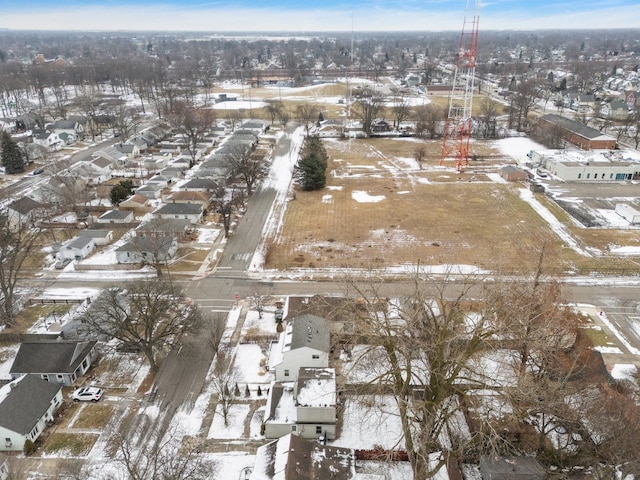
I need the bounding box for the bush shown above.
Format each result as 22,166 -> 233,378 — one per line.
24,439 -> 37,456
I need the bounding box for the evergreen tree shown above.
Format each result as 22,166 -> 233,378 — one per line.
1,131 -> 26,174
295,135 -> 328,191
110,179 -> 136,205
297,153 -> 326,190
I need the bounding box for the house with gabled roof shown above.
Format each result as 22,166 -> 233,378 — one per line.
9,340 -> 98,386
115,235 -> 178,264
119,194 -> 152,214
250,433 -> 355,480
114,143 -> 140,159
5,197 -> 48,229
58,236 -> 96,260
0,375 -> 63,452
32,131 -> 61,151
135,183 -> 164,200
96,209 -> 134,224
264,367 -> 337,440
180,178 -> 219,193
164,191 -> 215,209
77,228 -> 113,246
50,119 -> 84,138
268,314 -> 330,382
136,217 -> 191,239
154,202 -> 203,224
93,145 -> 128,166
73,162 -> 110,185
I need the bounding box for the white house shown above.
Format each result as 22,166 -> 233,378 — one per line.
51,119 -> 84,137
77,228 -> 113,246
0,375 -> 63,452
96,209 -> 134,224
115,236 -> 178,264
10,340 -> 98,386
58,236 -> 96,260
136,183 -> 164,200
154,203 -> 203,224
33,131 -> 62,151
264,367 -> 337,440
268,314 -> 330,382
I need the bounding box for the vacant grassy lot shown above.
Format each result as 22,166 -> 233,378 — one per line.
266,137 -> 640,274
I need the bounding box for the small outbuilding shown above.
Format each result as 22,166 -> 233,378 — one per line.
500,165 -> 528,182
615,203 -> 640,224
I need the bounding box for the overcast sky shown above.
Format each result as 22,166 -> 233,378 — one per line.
3,0 -> 640,31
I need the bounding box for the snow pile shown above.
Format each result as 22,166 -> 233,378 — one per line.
351,190 -> 386,203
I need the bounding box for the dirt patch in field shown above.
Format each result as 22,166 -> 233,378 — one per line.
265,137 -> 640,274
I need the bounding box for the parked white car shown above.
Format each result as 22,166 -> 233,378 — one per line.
71,387 -> 103,402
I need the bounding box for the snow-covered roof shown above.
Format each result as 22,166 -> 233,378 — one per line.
296,368 -> 336,407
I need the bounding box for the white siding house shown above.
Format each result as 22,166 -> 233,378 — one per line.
264,368 -> 337,440
0,375 -> 63,452
58,236 -> 96,260
268,314 -> 330,382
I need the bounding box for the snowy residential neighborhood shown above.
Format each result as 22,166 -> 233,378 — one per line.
1,29 -> 640,480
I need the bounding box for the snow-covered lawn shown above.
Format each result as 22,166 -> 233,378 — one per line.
333,395 -> 404,450
208,403 -> 251,439
234,343 -> 270,384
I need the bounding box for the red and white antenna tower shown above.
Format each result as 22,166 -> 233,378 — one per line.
440,0 -> 480,172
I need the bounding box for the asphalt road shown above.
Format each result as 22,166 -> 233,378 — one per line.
151,125 -> 296,417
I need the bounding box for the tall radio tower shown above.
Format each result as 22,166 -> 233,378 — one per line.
440,0 -> 480,172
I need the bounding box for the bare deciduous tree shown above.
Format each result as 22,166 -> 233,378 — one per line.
390,87 -> 412,129
117,426 -> 214,480
78,280 -> 201,371
344,272 -> 497,479
225,144 -> 264,196
211,348 -> 240,427
413,145 -> 426,170
352,88 -> 385,136
0,205 -> 47,326
166,100 -> 216,167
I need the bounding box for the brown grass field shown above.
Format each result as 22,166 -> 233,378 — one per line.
265,136 -> 640,275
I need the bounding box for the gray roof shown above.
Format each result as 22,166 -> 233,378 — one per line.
114,143 -> 137,154
289,314 -> 330,352
539,114 -> 614,141
116,235 -> 176,255
155,203 -> 203,215
99,209 -> 133,221
138,218 -> 190,234
182,178 -> 218,190
0,375 -> 62,435
8,196 -> 45,216
253,434 -> 355,480
10,341 -> 97,376
63,236 -> 94,250
500,165 -> 524,174
78,229 -> 112,239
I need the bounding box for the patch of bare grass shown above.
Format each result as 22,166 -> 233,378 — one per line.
42,432 -> 98,456
72,404 -> 114,429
